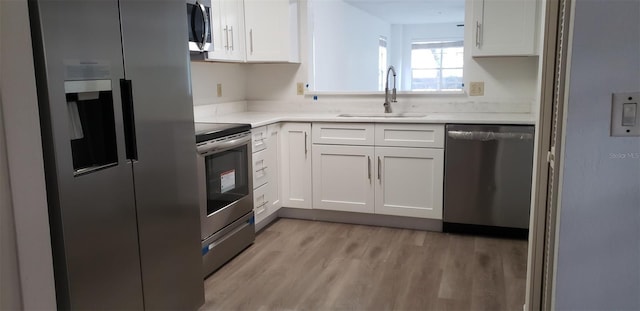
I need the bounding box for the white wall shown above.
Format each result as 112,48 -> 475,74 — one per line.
190,61 -> 247,106
311,0 -> 390,91
0,0 -> 57,309
554,0 -> 640,309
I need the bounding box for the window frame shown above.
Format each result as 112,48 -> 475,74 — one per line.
410,40 -> 464,92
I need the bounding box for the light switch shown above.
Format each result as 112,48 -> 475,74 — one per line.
622,103 -> 637,126
611,91 -> 640,136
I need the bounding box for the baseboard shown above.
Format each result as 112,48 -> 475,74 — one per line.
277,207 -> 443,232
443,222 -> 529,239
255,211 -> 279,233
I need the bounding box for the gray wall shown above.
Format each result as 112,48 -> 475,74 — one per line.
555,0 -> 640,309
0,15 -> 24,306
0,0 -> 57,309
0,0 -> 23,308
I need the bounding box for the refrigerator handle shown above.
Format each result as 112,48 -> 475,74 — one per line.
120,79 -> 138,161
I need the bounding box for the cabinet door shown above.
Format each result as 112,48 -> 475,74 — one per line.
244,0 -> 290,61
206,0 -> 245,61
206,0 -> 227,60
266,123 -> 282,212
471,0 -> 537,57
374,147 -> 444,219
280,122 -> 312,209
312,145 -> 375,213
222,0 -> 245,61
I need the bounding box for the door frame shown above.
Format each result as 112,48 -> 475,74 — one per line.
526,0 -> 573,309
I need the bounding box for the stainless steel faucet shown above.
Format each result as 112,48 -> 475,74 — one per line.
384,66 -> 397,113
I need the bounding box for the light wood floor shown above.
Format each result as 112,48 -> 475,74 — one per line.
202,218 -> 528,311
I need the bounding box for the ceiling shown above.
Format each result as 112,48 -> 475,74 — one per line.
342,0 -> 465,24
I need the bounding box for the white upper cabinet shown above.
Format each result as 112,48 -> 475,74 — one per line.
471,0 -> 538,57
244,0 -> 300,62
207,0 -> 246,61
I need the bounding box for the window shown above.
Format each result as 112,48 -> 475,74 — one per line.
378,36 -> 388,91
410,41 -> 463,91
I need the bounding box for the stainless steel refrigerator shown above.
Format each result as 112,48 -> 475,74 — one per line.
28,0 -> 204,309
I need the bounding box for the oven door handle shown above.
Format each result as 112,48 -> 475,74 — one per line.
197,135 -> 251,155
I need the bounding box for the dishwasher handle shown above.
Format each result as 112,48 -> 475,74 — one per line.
447,130 -> 533,141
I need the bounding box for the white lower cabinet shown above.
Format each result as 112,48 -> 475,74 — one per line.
265,123 -> 282,212
251,123 -> 282,228
252,148 -> 268,189
280,122 -> 312,209
310,122 -> 445,220
312,145 -> 375,213
374,147 -> 444,219
253,183 -> 269,223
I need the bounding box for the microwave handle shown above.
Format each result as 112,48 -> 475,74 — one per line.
197,1 -> 209,50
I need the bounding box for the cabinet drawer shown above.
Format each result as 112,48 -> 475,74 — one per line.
375,124 -> 444,148
253,183 -> 269,223
252,126 -> 267,152
252,148 -> 268,189
312,122 -> 374,145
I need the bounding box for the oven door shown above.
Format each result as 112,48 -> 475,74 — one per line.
197,134 -> 253,240
186,0 -> 213,52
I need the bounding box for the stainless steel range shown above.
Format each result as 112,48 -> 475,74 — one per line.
195,123 -> 255,277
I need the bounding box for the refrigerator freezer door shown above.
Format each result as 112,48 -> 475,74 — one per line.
29,0 -> 143,309
119,1 -> 204,309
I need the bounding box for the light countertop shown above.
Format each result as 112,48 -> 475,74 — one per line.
195,111 -> 536,128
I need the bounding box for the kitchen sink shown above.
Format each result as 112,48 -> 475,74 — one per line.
337,112 -> 426,118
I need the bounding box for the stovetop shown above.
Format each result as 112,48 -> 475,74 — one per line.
194,123 -> 251,143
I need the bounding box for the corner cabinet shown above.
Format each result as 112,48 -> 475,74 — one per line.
471,0 -> 538,57
244,0 -> 299,62
206,0 -> 246,62
281,122 -> 312,209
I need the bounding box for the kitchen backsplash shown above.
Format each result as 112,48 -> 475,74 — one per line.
193,98 -> 531,120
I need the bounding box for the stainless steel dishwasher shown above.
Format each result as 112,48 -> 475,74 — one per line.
444,124 -> 535,237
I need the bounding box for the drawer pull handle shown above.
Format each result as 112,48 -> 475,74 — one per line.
304,132 -> 308,154
377,156 -> 381,181
367,156 -> 371,180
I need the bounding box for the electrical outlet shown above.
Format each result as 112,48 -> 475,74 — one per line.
216,83 -> 222,97
296,82 -> 304,95
469,81 -> 484,96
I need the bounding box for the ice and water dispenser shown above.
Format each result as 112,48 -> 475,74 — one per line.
64,79 -> 118,175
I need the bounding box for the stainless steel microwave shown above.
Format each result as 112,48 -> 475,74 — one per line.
187,0 -> 213,53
